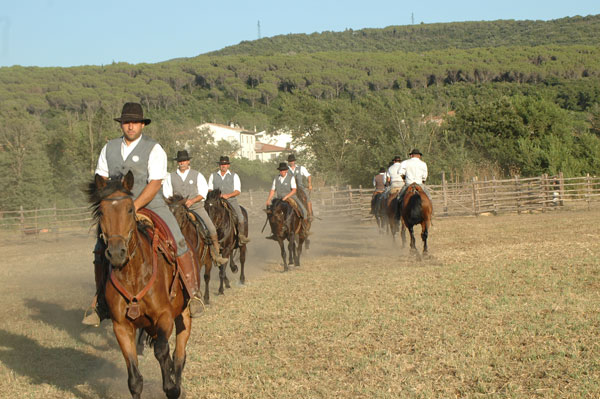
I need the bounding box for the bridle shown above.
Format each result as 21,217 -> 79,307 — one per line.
99,194 -> 138,265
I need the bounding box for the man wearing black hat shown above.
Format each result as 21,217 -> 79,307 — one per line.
287,154 -> 314,221
266,162 -> 308,219
163,150 -> 229,265
371,166 -> 387,214
208,156 -> 250,244
82,102 -> 200,326
397,149 -> 431,206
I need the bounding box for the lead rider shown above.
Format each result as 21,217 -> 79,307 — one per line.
82,102 -> 199,326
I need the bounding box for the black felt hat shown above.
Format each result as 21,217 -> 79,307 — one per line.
174,150 -> 191,162
114,102 -> 151,125
277,162 -> 288,171
409,149 -> 422,156
218,156 -> 231,165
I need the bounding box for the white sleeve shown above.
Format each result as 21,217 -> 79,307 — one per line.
399,162 -> 407,176
207,173 -> 214,190
147,144 -> 168,181
290,177 -> 297,189
422,162 -> 428,181
301,166 -> 311,177
197,173 -> 209,198
162,173 -> 173,198
271,178 -> 277,191
95,144 -> 109,177
233,173 -> 241,192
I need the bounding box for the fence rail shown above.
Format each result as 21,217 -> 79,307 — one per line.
1,173 -> 598,241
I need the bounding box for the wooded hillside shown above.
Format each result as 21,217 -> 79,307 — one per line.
1,15 -> 599,210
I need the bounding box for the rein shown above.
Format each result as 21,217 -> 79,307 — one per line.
109,229 -> 159,320
101,193 -> 158,320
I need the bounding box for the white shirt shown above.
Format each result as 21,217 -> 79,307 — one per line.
162,169 -> 209,199
95,135 -> 167,182
271,174 -> 297,191
387,161 -> 405,184
399,157 -> 428,185
288,164 -> 310,178
207,170 -> 241,192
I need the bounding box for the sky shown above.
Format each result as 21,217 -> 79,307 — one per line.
0,0 -> 598,68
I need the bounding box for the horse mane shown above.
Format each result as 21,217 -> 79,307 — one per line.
86,176 -> 133,224
165,193 -> 186,205
206,189 -> 221,202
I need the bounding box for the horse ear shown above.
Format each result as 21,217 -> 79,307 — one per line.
95,174 -> 107,190
123,171 -> 134,191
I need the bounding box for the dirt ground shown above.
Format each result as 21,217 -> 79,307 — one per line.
0,208 -> 598,398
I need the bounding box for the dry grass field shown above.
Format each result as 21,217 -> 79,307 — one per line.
0,207 -> 599,398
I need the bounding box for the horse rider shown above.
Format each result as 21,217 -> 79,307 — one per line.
207,155 -> 250,244
287,154 -> 314,221
83,102 -> 199,326
370,166 -> 387,214
397,148 -> 432,207
265,162 -> 308,238
162,150 -> 229,266
384,155 -> 406,206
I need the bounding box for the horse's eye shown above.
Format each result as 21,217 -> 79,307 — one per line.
128,207 -> 133,214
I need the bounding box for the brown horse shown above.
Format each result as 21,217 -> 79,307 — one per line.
384,190 -> 406,244
205,189 -> 248,295
399,183 -> 433,258
265,198 -> 307,271
88,172 -> 190,399
165,194 -> 213,305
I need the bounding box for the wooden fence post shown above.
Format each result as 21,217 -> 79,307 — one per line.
492,176 -> 498,215
586,173 -> 592,211
515,175 -> 521,214
471,176 -> 479,216
19,205 -> 24,237
53,203 -> 59,241
559,172 -> 565,207
541,174 -> 549,211
442,172 -> 448,216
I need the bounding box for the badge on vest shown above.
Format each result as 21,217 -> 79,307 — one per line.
189,180 -> 194,184
132,155 -> 139,162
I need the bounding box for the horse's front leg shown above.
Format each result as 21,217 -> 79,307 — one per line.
229,248 -> 238,273
154,315 -> 178,398
277,238 -> 288,271
113,321 -> 143,399
296,236 -> 304,266
288,233 -> 296,266
218,264 -> 226,295
401,222 -> 407,248
239,245 -> 246,285
172,309 -> 191,399
203,261 -> 211,304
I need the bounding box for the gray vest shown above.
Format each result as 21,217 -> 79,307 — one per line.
290,165 -> 306,187
171,169 -> 202,211
211,171 -> 235,194
275,173 -> 294,198
105,136 -> 164,207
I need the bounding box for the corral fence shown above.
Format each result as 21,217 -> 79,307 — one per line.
1,172 -> 598,242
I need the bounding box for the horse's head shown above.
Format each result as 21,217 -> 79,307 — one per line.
88,172 -> 137,269
165,193 -> 188,226
266,198 -> 290,238
205,189 -> 221,204
205,189 -> 226,220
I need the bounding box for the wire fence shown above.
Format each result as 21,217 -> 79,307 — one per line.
1,172 -> 598,243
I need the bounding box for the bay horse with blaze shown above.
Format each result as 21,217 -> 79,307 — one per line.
265,198 -> 307,271
205,189 -> 248,295
88,172 -> 191,399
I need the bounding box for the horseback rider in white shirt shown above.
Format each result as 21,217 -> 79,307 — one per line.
397,148 -> 432,207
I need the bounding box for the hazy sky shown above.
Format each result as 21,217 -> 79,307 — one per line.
0,0 -> 598,68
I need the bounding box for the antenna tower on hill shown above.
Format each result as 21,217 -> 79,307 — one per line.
257,20 -> 261,39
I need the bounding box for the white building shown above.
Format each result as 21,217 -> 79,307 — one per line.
197,123 -> 261,160
254,142 -> 288,162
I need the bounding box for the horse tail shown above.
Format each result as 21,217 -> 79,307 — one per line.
408,193 -> 423,223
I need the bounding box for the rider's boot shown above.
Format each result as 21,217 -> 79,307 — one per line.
177,249 -> 200,299
307,202 -> 314,222
209,234 -> 229,266
82,256 -> 110,326
237,222 -> 250,244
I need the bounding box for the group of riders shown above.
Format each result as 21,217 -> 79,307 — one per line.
82,102 -> 314,326
371,149 -> 432,218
